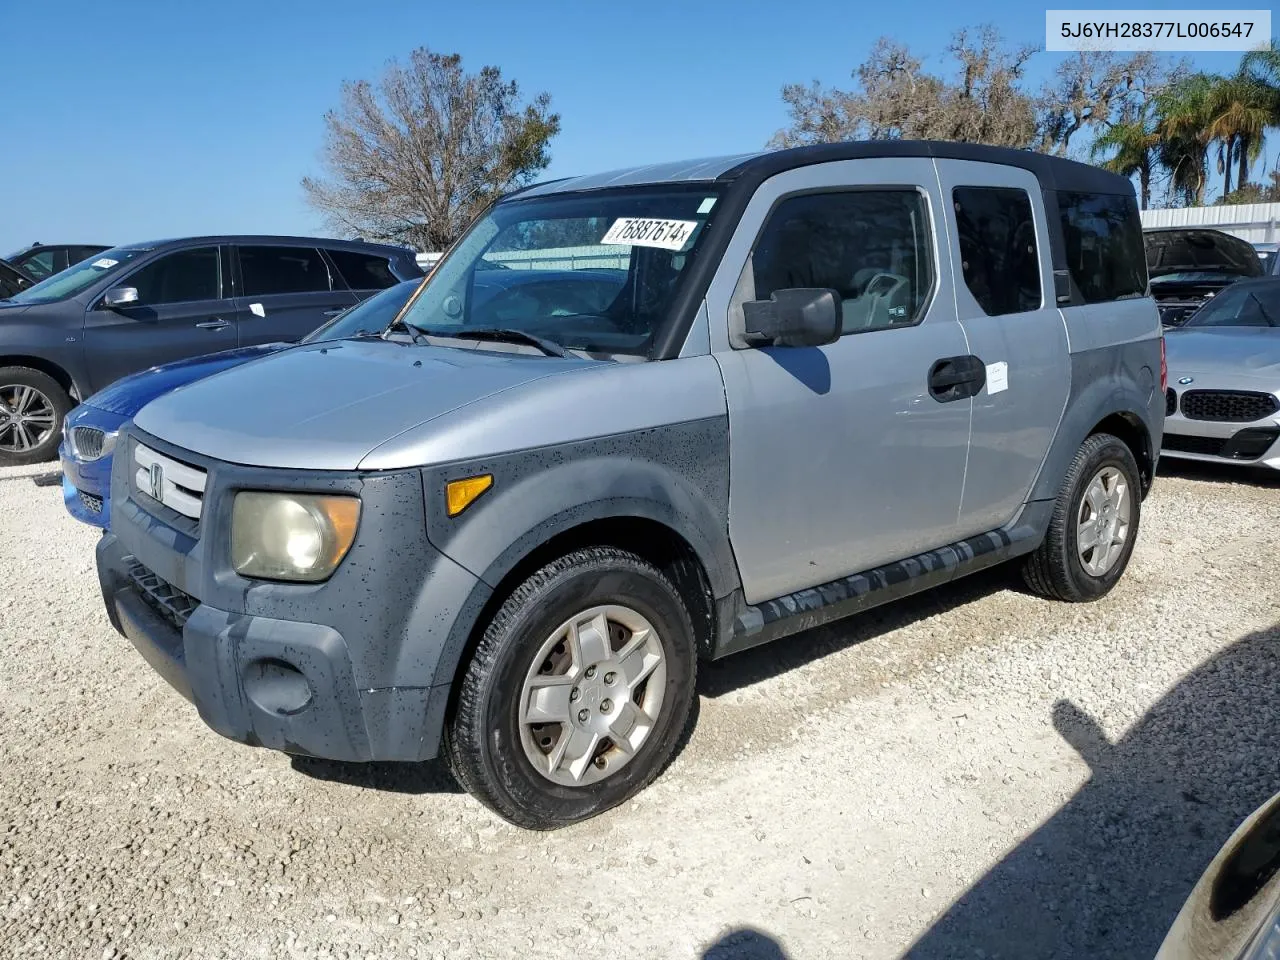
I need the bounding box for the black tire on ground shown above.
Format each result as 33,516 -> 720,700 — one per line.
446,546 -> 698,830
0,366 -> 72,467
1022,432 -> 1142,602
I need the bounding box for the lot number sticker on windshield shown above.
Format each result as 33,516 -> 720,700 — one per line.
91,258 -> 118,269
600,218 -> 698,251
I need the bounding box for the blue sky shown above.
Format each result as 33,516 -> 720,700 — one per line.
0,0 -> 1266,253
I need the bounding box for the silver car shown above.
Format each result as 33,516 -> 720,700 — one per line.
94,142 -> 1163,828
1163,278 -> 1280,471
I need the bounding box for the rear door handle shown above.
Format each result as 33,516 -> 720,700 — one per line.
195,318 -> 229,330
929,355 -> 986,402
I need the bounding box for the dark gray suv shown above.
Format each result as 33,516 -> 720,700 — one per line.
0,235 -> 422,465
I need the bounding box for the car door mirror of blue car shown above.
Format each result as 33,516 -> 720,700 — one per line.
741,287 -> 842,348
102,286 -> 139,309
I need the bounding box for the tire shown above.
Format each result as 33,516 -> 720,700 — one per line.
0,367 -> 71,467
1022,432 -> 1142,602
447,546 -> 698,829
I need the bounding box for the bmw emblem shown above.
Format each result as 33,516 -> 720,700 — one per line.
1178,376 -> 1194,385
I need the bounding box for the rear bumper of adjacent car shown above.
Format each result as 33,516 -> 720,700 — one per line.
1160,387 -> 1280,470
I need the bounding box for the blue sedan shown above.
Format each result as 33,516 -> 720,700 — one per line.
59,280 -> 419,528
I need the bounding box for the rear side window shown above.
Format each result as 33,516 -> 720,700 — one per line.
326,248 -> 397,290
1058,192 -> 1147,303
751,190 -> 935,334
126,247 -> 221,305
239,246 -> 331,296
953,187 -> 1042,316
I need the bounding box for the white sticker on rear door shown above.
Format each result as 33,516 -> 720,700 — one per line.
600,217 -> 698,251
986,361 -> 1009,394
91,258 -> 118,269
249,302 -> 266,318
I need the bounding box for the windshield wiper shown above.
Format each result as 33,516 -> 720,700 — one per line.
382,317 -> 431,343
415,326 -> 567,358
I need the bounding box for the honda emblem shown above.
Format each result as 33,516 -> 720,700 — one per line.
148,461 -> 164,501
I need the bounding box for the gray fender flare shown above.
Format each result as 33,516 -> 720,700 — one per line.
421,448 -> 739,692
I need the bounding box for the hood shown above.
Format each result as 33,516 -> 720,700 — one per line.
1164,326 -> 1280,381
132,338 -> 598,469
1145,229 -> 1263,280
86,344 -> 290,417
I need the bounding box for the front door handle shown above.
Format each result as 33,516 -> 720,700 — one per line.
195,318 -> 229,331
928,355 -> 986,402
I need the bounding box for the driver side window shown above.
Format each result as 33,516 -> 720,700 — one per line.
750,190 -> 935,335
124,247 -> 221,306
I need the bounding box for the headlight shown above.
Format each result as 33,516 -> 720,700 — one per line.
231,492 -> 360,582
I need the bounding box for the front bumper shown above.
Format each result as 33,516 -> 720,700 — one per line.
98,532 -> 446,762
60,447 -> 111,528
96,427 -> 491,763
1162,389 -> 1280,470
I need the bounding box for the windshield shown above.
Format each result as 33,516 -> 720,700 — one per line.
396,185 -> 722,356
1185,284 -> 1280,328
300,280 -> 420,343
1259,251 -> 1277,275
7,248 -> 147,304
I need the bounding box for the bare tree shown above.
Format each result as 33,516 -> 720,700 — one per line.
1038,51 -> 1174,156
302,49 -> 560,251
770,28 -> 1038,149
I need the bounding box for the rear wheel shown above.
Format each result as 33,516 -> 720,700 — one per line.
447,547 -> 698,829
0,367 -> 71,467
1023,432 -> 1141,602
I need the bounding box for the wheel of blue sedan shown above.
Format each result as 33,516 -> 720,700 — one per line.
447,546 -> 697,829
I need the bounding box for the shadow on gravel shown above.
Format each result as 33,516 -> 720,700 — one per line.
904,622 -> 1280,960
1158,458 -> 1280,488
289,757 -> 464,794
698,566 -> 1014,698
701,927 -> 789,959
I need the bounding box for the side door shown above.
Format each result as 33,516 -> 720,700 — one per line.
233,244 -> 358,346
933,161 -> 1070,536
708,158 -> 975,605
80,244 -> 235,392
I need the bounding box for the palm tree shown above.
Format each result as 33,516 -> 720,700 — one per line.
1091,110 -> 1160,208
1155,74 -> 1216,205
1205,74 -> 1272,196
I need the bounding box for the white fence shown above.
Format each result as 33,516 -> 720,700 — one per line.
1140,203 -> 1280,243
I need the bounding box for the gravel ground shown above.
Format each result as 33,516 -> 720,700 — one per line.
1,458 -> 1279,960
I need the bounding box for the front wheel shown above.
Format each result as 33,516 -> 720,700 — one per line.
1023,432 -> 1142,602
447,547 -> 698,829
0,367 -> 71,467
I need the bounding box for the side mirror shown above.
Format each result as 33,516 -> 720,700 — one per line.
102,286 -> 139,309
741,288 -> 841,348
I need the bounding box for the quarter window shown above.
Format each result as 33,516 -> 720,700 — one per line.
239,246 -> 331,296
326,249 -> 397,290
750,190 -> 935,334
1058,191 -> 1147,303
126,247 -> 221,305
953,187 -> 1042,316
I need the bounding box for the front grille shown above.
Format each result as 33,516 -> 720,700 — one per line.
71,426 -> 106,460
123,555 -> 197,630
1163,427 -> 1280,461
1165,388 -> 1177,417
78,490 -> 103,514
132,443 -> 207,521
1180,390 -> 1279,423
